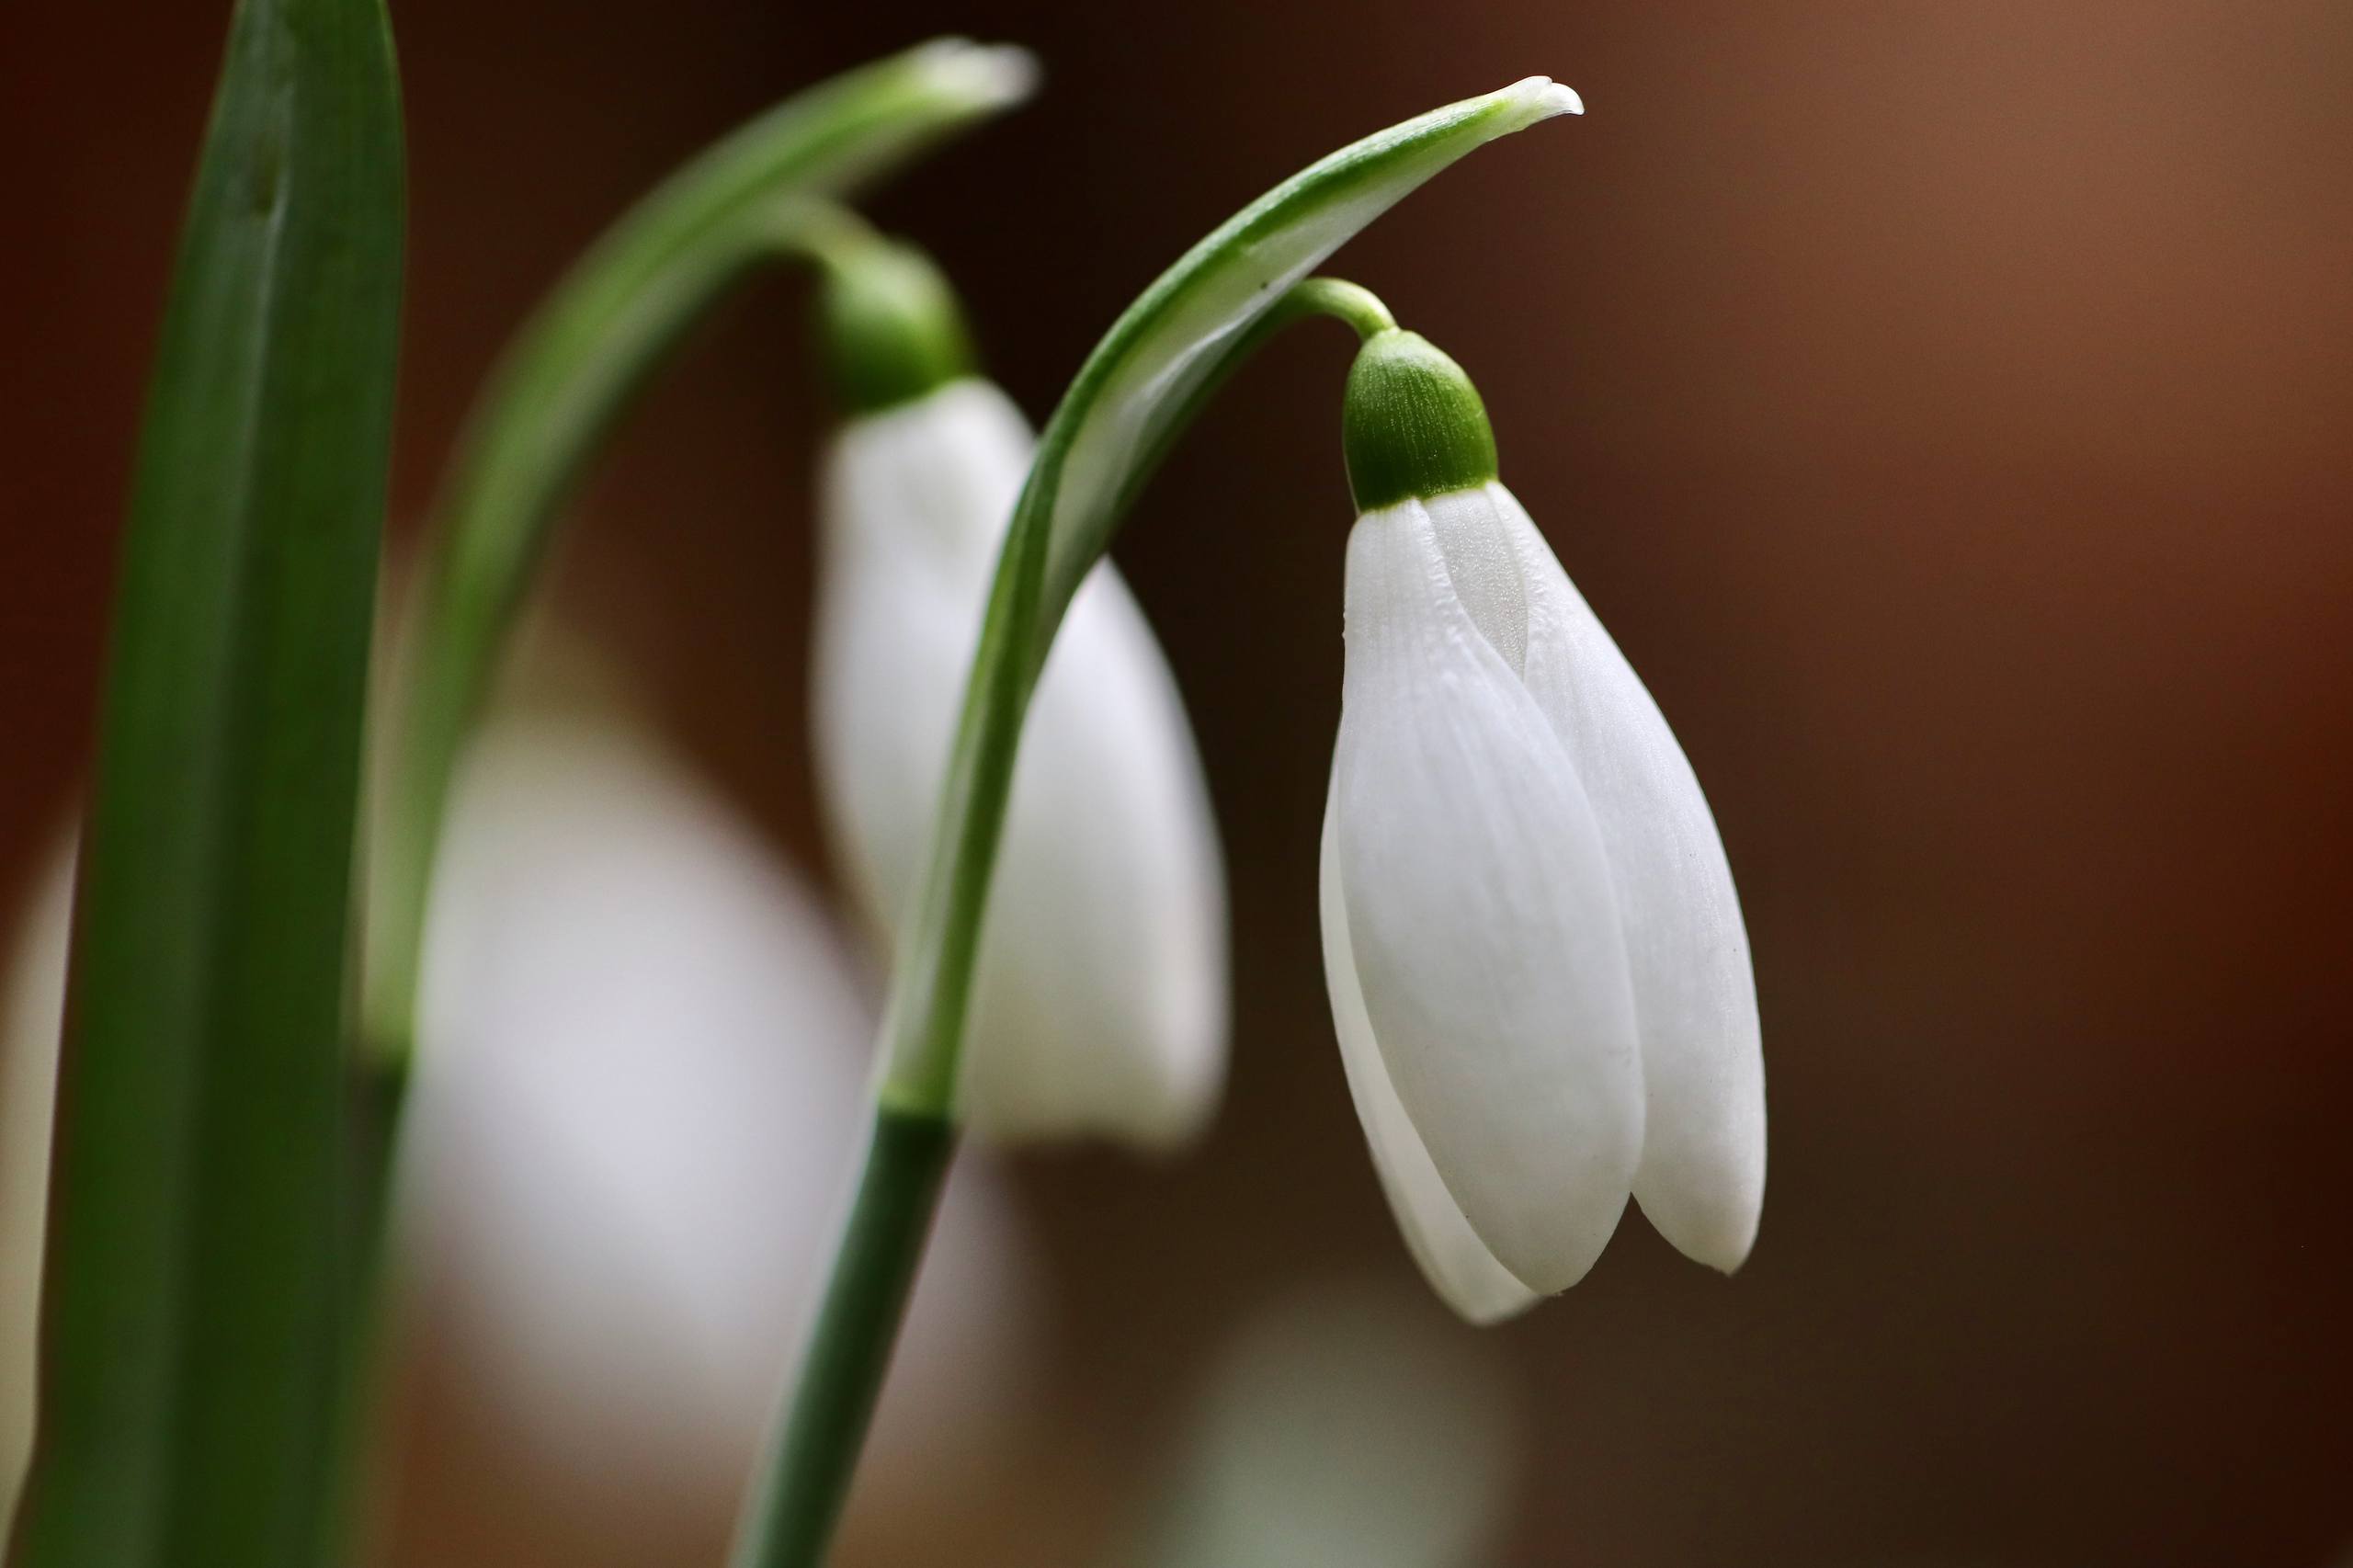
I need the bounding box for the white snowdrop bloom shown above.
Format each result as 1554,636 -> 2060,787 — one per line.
0,665 -> 1042,1531
809,244 -> 1228,1148
401,694 -> 1041,1519
0,839 -> 72,1543
1321,330 -> 1764,1323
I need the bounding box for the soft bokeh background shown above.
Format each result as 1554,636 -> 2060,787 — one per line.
6,1 -> 2351,1563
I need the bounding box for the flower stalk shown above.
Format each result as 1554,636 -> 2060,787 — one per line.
725,1109 -> 954,1568
1322,335 -> 1764,1321
362,37 -> 1036,1093
810,260 -> 1229,1148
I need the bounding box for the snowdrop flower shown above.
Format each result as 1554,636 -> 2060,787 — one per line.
400,682 -> 1040,1523
809,241 -> 1228,1148
1,841 -> 71,1543
1320,330 -> 1765,1323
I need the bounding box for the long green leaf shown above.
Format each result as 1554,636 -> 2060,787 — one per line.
361,39 -> 1035,1066
9,0 -> 404,1562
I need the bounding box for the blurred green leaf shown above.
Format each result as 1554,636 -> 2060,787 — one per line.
362,38 -> 1036,1069
9,0 -> 403,1562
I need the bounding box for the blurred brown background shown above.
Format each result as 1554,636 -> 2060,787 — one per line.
5,1 -> 2351,1564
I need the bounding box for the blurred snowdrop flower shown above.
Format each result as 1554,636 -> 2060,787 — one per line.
1320,331 -> 1765,1323
398,658 -> 1040,1519
1140,1280 -> 1518,1568
809,242 -> 1228,1148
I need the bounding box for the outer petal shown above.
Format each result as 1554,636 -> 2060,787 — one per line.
1331,500 -> 1643,1292
812,379 -> 1228,1148
1465,483 -> 1766,1272
1320,794 -> 1536,1324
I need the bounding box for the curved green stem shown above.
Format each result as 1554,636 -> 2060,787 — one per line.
1102,274 -> 1399,529
729,289 -> 1370,1568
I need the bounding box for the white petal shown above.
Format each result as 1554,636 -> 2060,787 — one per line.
812,380 -> 1228,1148
1320,796 -> 1536,1324
1462,483 -> 1766,1271
960,564 -> 1230,1146
1331,500 -> 1643,1292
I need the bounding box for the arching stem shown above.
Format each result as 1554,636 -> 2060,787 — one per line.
729,73 -> 1581,1568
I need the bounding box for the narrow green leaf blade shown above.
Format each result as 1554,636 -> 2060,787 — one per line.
11,0 -> 404,1562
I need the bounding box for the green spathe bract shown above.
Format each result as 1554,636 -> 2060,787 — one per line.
364,37 -> 1036,1074
11,0 -> 404,1563
1342,330 -> 1500,512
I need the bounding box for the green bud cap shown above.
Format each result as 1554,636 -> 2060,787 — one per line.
1341,329 -> 1500,513
817,240 -> 977,416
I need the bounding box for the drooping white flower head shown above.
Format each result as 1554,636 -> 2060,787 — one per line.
1322,330 -> 1765,1322
810,244 -> 1228,1149
403,696 -> 1040,1522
